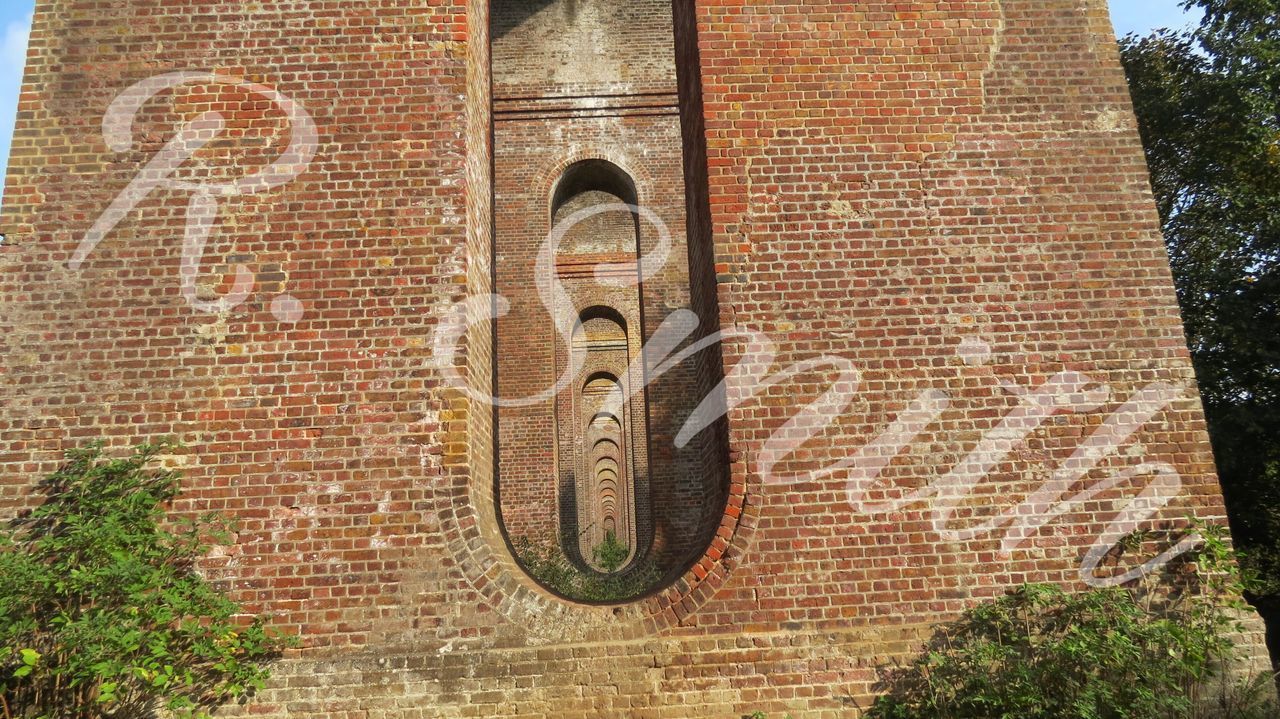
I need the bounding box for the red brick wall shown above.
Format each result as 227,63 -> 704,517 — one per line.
492,0 -> 680,98
0,0 -> 1265,716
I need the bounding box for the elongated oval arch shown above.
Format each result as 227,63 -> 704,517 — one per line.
483,0 -> 734,610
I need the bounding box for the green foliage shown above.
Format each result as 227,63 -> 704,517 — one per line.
866,523 -> 1275,719
0,442 -> 295,719
513,536 -> 659,603
1119,0 -> 1280,614
591,530 -> 629,574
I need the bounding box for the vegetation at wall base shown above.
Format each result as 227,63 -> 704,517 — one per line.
0,442 -> 294,719
591,530 -> 629,574
513,535 -> 660,603
864,522 -> 1276,719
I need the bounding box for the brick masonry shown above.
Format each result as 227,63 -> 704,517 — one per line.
0,1 -> 1268,717
492,0 -> 726,588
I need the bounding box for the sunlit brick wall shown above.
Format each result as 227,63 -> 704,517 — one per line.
0,1 -> 1264,716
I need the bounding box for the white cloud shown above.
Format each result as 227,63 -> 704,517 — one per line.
2,14 -> 32,82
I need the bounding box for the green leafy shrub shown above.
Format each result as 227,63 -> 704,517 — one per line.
592,530 -> 629,574
513,535 -> 659,602
0,442 -> 295,719
867,522 -> 1275,719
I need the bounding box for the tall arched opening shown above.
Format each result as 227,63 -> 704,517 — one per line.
490,0 -> 727,602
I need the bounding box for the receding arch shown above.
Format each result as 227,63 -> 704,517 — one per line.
491,0 -> 731,607
589,412 -> 622,427
576,307 -> 629,337
551,159 -> 638,221
575,354 -> 639,573
584,374 -> 623,394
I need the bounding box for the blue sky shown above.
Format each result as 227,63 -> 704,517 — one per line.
1111,0 -> 1204,37
0,1 -> 1206,205
1,0 -> 33,206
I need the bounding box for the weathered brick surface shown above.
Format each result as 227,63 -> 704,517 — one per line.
0,0 -> 1266,716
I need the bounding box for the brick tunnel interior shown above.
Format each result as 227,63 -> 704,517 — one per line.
490,0 -> 729,599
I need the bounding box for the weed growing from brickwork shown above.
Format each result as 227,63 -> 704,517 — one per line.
0,442 -> 294,719
591,530 -> 629,574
